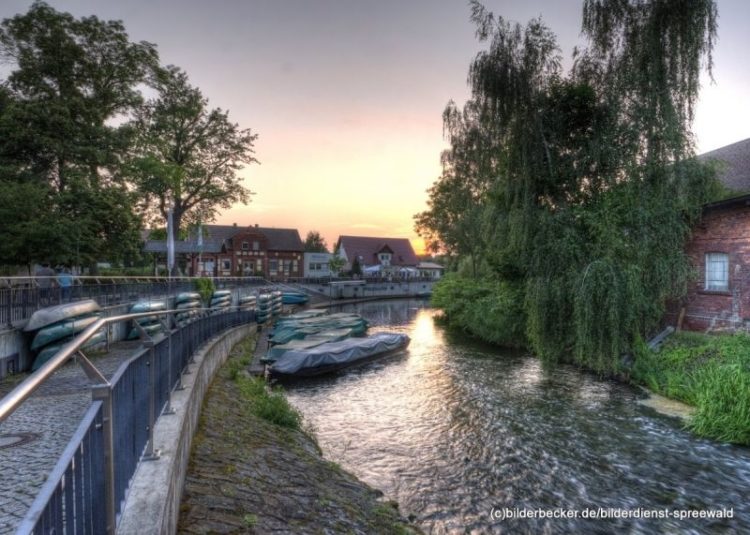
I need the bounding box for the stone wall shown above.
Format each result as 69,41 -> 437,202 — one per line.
116,323 -> 257,535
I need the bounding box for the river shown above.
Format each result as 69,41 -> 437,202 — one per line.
284,299 -> 750,534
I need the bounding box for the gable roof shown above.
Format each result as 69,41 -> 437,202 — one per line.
203,225 -> 304,251
337,235 -> 419,266
142,224 -> 303,254
698,137 -> 750,193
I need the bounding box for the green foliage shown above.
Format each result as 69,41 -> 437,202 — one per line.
432,273 -> 526,347
0,2 -> 156,266
632,332 -> 750,445
304,231 -> 328,253
327,255 -> 345,276
130,66 -> 258,243
418,1 -> 721,374
193,277 -> 215,304
236,376 -> 302,430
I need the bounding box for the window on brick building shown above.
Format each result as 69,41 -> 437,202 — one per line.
705,253 -> 729,291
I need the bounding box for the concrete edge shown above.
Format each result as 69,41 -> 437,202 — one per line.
116,323 -> 256,535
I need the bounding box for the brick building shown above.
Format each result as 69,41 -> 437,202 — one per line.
144,224 -> 304,279
675,138 -> 750,330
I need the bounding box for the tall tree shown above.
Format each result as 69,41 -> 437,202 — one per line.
0,1 -> 158,267
304,231 -> 328,253
131,66 -> 258,245
419,0 -> 719,373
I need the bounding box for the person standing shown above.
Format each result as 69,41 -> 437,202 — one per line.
57,267 -> 74,302
35,263 -> 57,305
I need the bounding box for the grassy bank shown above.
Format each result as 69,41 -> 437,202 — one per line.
632,331 -> 750,446
179,336 -> 418,534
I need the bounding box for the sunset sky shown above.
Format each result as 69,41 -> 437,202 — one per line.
1,0 -> 748,254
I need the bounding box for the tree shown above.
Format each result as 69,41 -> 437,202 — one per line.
131,66 -> 258,245
0,2 -> 158,267
304,231 -> 328,253
420,0 -> 720,373
350,257 -> 362,277
327,255 -> 345,277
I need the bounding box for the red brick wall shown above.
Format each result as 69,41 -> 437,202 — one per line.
678,204 -> 750,330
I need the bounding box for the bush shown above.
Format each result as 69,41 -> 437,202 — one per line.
194,277 -> 215,304
432,273 -> 526,347
236,375 -> 302,430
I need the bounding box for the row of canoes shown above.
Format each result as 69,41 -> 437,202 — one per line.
23,300 -> 105,371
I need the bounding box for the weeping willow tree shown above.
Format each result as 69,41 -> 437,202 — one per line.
419,0 -> 721,374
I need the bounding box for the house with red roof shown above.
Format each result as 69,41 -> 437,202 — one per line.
143,223 -> 304,279
335,235 -> 419,275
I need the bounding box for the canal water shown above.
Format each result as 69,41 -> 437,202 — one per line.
284,300 -> 750,534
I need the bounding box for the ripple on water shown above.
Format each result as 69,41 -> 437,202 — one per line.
284,300 -> 750,533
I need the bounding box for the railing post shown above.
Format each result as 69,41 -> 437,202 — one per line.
91,384 -> 116,535
143,341 -> 160,461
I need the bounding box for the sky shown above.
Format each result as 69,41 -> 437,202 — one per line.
1,0 -> 748,254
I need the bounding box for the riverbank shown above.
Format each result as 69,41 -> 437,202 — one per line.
177,336 -> 418,534
431,276 -> 750,446
633,331 -> 750,445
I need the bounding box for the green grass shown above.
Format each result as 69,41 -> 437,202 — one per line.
632,331 -> 750,445
223,336 -> 303,430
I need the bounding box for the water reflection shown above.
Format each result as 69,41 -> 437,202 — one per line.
285,300 -> 750,534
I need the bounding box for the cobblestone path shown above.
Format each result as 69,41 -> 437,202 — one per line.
0,341 -> 143,534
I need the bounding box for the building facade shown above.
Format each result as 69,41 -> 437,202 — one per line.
672,138 -> 750,331
303,252 -> 334,278
144,224 -> 304,279
335,235 -> 419,275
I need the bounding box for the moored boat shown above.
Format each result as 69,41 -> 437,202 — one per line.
269,332 -> 410,378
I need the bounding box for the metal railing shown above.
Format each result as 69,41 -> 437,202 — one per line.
0,306 -> 256,534
0,276 -> 266,326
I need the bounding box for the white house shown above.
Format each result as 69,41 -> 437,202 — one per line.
304,252 -> 334,277
417,261 -> 445,280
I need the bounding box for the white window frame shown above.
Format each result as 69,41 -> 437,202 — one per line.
705,252 -> 729,291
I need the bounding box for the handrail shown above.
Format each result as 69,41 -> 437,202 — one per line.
0,306 -> 248,424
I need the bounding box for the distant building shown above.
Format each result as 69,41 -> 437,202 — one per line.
335,235 -> 419,276
304,252 -> 334,278
417,261 -> 445,280
672,138 -> 750,330
143,224 -> 304,279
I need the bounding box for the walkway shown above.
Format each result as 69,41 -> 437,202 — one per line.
0,340 -> 145,534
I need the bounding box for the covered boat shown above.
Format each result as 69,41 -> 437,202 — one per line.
270,332 -> 410,378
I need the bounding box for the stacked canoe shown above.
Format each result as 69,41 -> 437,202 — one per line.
239,293 -> 257,311
256,294 -> 272,323
24,300 -> 104,371
271,291 -> 282,316
210,289 -> 232,313
261,311 -> 369,364
127,300 -> 167,340
175,292 -> 202,326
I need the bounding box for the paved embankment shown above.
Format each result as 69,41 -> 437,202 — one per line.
178,337 -> 418,534
0,340 -> 143,534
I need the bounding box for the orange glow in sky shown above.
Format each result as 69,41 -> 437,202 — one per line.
2,0 -> 745,256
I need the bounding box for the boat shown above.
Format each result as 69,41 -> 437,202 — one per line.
281,292 -> 310,305
31,315 -> 100,351
24,299 -> 101,332
176,292 -> 201,303
269,332 -> 410,378
32,331 -> 107,371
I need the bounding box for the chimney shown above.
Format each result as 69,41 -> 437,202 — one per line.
255,223 -> 259,228
233,222 -> 237,227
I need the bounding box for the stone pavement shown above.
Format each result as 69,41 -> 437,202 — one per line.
0,340 -> 145,534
